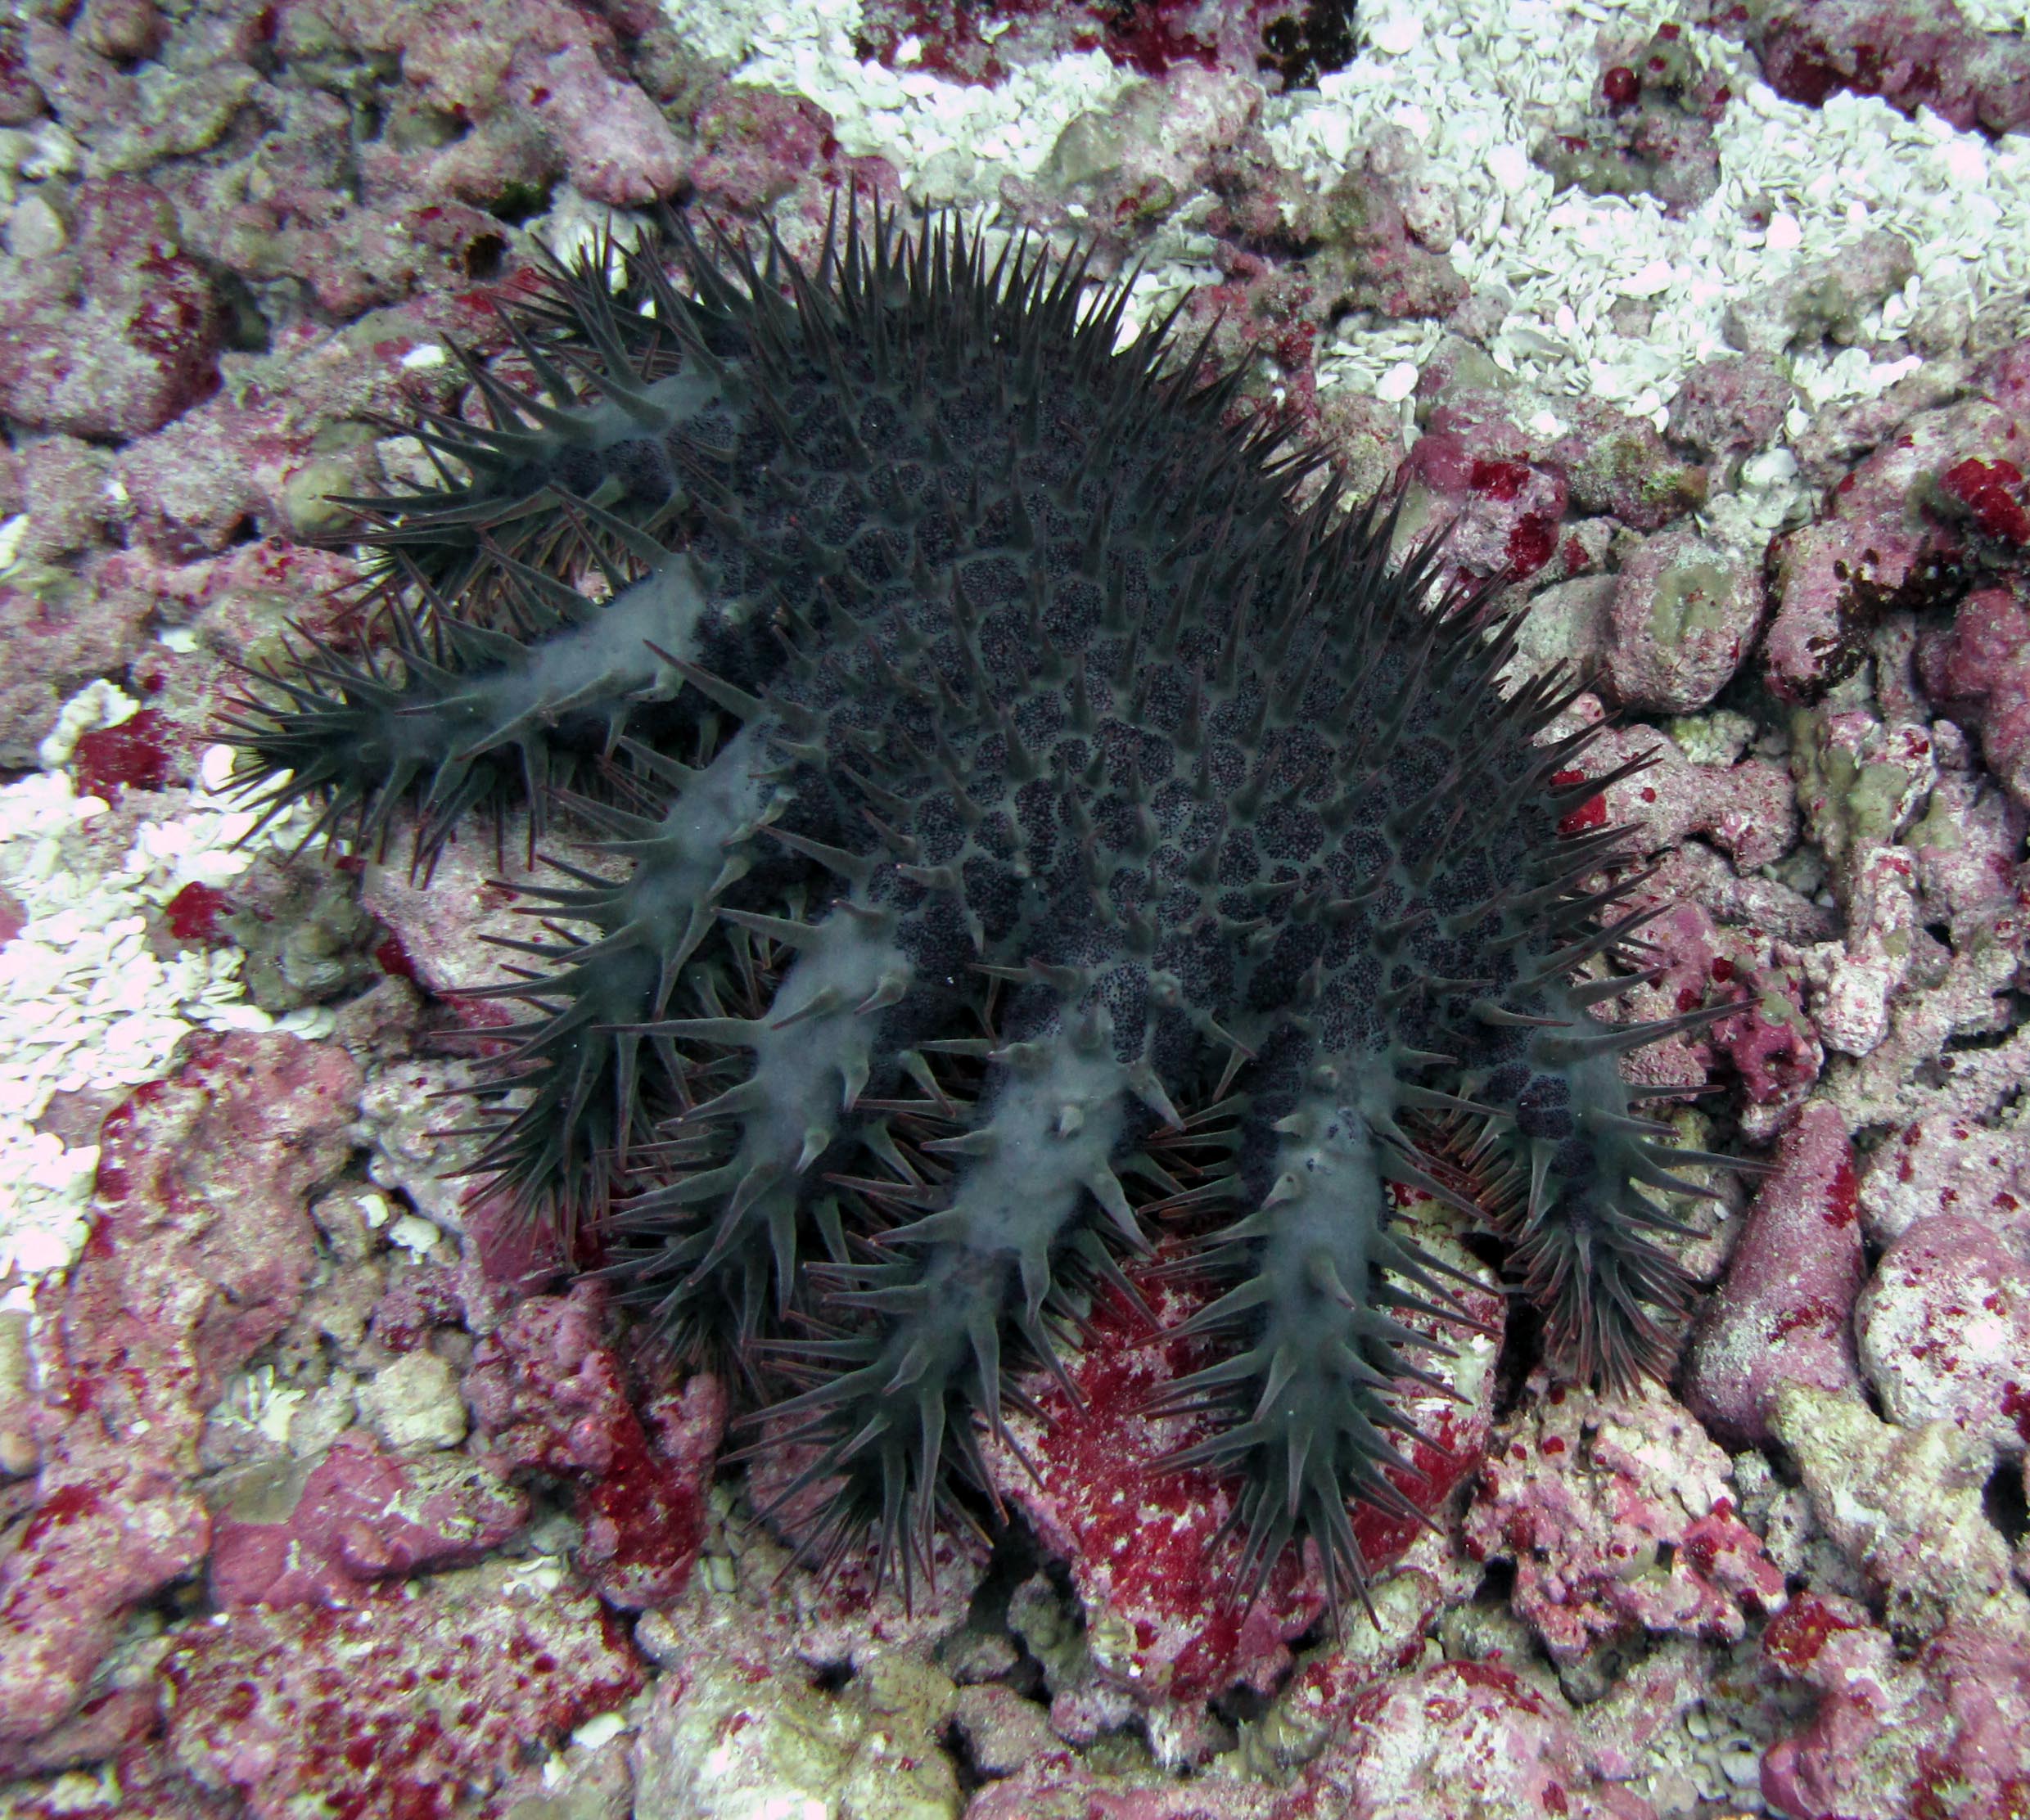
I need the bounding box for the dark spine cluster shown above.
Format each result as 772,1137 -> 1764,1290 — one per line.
226,198 -> 1744,1611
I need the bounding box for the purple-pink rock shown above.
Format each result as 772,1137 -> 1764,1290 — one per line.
1541,737 -> 1820,1101
1751,0 -> 2030,136
1855,1213 -> 2030,1456
851,0 -> 1314,86
105,287 -> 498,556
0,1680 -> 165,1783
686,87 -> 842,213
1906,767 -> 2028,925
105,539 -> 360,660
306,0 -> 684,207
1405,423 -> 1570,584
0,1034 -> 361,1745
1920,585 -> 2030,811
1541,699 -> 1802,873
968,1752 -> 1275,1819
1667,352 -> 1794,462
1761,1593 -> 2030,1820
0,570 -> 153,768
967,1659 -> 1661,1818
1273,1660 -> 1659,1820
1537,395 -> 1708,532
1644,837 -> 1837,948
974,1208 -> 1502,1725
1464,1380 -> 1786,1664
1685,1100 -> 1865,1444
1764,339 -> 2030,704
1764,510 -> 1932,704
463,1281 -> 724,1610
1860,1111 -> 2030,1246
363,810 -> 602,1013
1402,382 -> 1709,585
1603,527 -> 1764,712
503,34 -> 684,206
0,174 -> 222,439
0,25 -> 44,124
12,435 -> 117,565
160,1579 -> 643,1818
208,1432 -> 529,1610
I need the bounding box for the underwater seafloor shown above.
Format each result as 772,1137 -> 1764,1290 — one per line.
2,0 -> 2030,1813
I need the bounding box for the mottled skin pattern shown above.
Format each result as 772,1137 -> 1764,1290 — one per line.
227,200 -> 1735,1610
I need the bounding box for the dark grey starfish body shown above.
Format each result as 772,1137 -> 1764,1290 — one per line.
228,201 -> 1734,1608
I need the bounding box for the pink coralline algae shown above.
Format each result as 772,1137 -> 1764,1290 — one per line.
1667,352 -> 1796,463
1856,1212 -> 2030,1457
1859,1111 -> 2030,1246
1602,526 -> 1766,714
968,1660 -> 1660,1820
1685,1101 -> 1865,1445
1162,255 -> 1324,428
293,0 -> 684,208
463,1280 -> 725,1611
0,1033 -> 361,1745
362,807 -> 614,1013
967,1754 -> 1278,1819
106,308 -> 492,558
1759,1593 -> 2030,1820
1464,1377 -> 1785,1665
161,1578 -> 643,1818
975,1212 -> 1501,1737
1060,125 -> 1468,432
0,174 -> 221,439
1921,585 -> 2030,811
0,572 -> 153,768
686,88 -> 855,214
1405,425 -> 1572,585
1892,760 -> 2026,926
1405,386 -> 1709,590
1644,837 -> 1836,950
1763,340 -> 2030,705
1532,730 -> 1825,1133
1748,0 -> 2030,137
22,2 -> 259,172
1274,1659 -> 1659,1820
11,434 -> 120,568
1568,718 -> 1799,873
1780,692 -> 2030,1138
207,1431 -> 530,1610
1759,1384 -> 2030,1818
1940,457 -> 2030,547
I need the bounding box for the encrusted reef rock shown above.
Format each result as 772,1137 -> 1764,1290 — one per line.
0,1032 -> 360,1743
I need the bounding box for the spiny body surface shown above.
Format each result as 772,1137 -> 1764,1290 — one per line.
228,203 -> 1734,1609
